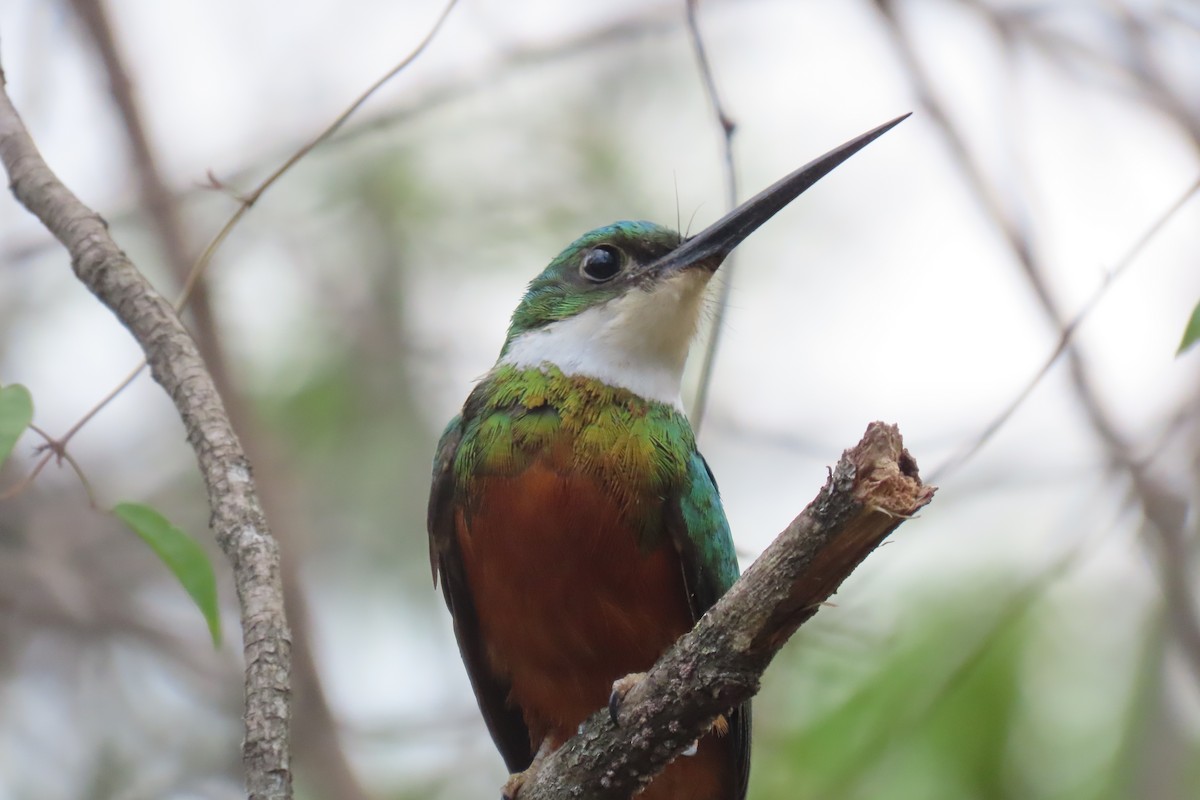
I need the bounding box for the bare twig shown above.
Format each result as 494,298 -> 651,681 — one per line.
873,0 -> 1200,685
59,361 -> 146,444
26,422 -> 99,509
0,63 -> 292,800
1,2 -> 463,792
685,0 -> 739,433
519,422 -> 935,799
0,0 -> 463,506
0,450 -> 51,501
176,0 -> 461,315
67,0 -> 196,309
66,1 -> 376,796
0,3 -> 691,270
0,360 -> 144,503
931,175 -> 1200,483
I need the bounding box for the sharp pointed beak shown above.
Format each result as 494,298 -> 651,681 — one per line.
648,112 -> 910,276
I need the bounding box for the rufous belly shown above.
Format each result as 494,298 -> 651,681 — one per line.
456,460 -> 733,799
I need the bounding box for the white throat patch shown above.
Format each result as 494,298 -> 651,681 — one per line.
499,270 -> 712,408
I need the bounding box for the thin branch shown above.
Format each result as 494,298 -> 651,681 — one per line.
59,361 -> 146,444
0,62 -> 292,800
2,0 -> 461,504
931,174 -> 1200,483
52,446 -> 98,510
0,3 -> 691,270
2,12 -> 471,787
66,0 -> 194,303
873,0 -> 1200,685
177,0 -> 461,315
0,361 -> 142,504
66,2 -> 378,796
519,422 -> 935,799
685,0 -> 739,433
27,422 -> 99,509
0,451 -> 51,501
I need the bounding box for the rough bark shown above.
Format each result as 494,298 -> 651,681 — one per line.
65,1 -> 369,795
520,421 -> 935,799
0,63 -> 293,800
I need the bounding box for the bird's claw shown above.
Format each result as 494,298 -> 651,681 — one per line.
608,671 -> 647,726
501,739 -> 552,799
501,771 -> 526,800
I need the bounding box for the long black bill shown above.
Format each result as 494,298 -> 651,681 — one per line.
650,112 -> 910,274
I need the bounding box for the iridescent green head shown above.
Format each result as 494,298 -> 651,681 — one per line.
502,221 -> 683,348
495,114 -> 910,406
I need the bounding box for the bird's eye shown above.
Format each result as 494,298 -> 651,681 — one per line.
580,245 -> 622,283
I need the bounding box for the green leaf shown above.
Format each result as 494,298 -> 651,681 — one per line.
113,502 -> 222,647
0,383 -> 34,469
1178,300 -> 1200,355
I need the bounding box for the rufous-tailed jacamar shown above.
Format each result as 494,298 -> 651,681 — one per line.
428,114 -> 907,799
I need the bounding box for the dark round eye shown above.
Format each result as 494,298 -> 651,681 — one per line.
580,245 -> 622,283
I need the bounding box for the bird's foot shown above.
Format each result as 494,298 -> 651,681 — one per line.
501,740 -> 552,800
608,671 -> 647,725
500,772 -> 527,800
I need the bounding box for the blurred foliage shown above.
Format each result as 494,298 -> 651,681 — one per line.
747,572 -> 1181,800
0,383 -> 32,467
1178,300 -> 1200,355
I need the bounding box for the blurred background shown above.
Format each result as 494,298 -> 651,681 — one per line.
1,0 -> 1199,798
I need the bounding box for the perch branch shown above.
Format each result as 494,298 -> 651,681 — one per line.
519,422 -> 935,799
0,62 -> 293,800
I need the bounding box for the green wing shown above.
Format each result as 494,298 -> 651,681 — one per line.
667,450 -> 751,800
427,416 -> 533,772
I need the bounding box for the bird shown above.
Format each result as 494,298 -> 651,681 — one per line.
428,114 -> 907,799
